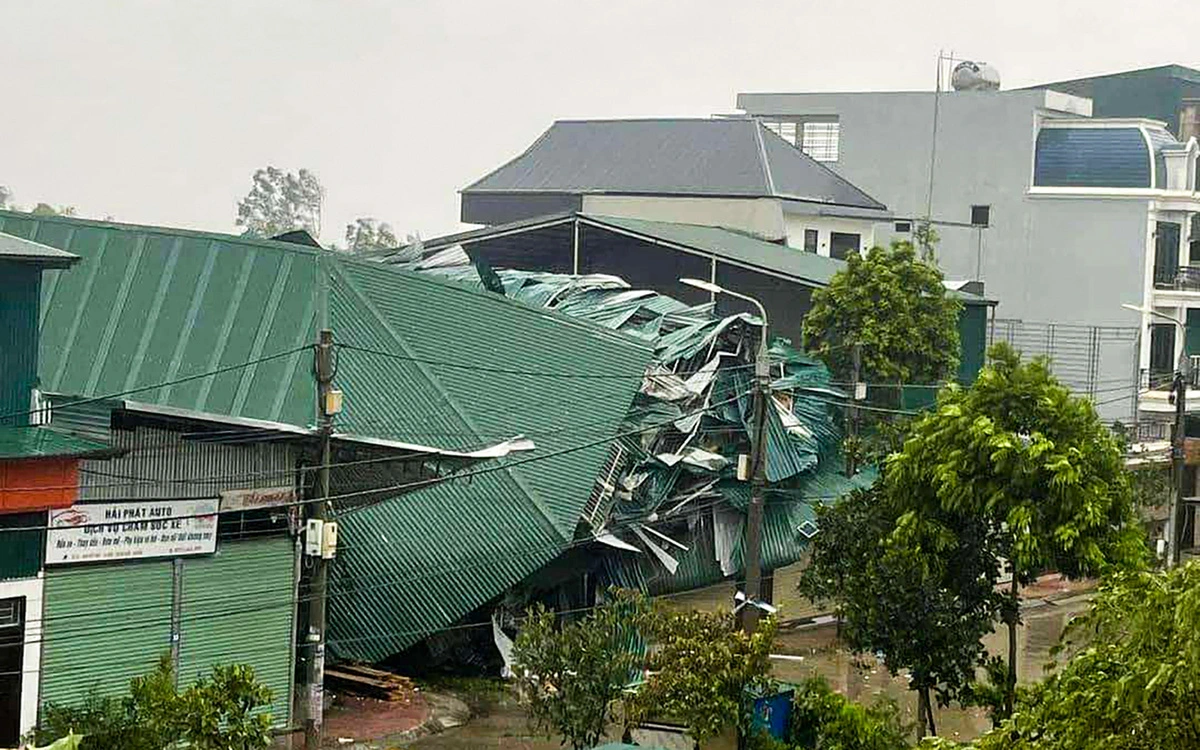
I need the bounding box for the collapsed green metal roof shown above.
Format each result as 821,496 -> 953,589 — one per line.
0,210 -> 653,661
405,258 -> 862,607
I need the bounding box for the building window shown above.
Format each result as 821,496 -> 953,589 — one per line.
1150,323 -> 1177,384
970,205 -> 991,227
761,118 -> 840,161
801,122 -> 840,162
762,120 -> 799,146
894,221 -> 912,233
1155,221 -> 1183,288
803,229 -> 819,253
1180,101 -> 1200,143
830,232 -> 861,260
1191,215 -> 1200,265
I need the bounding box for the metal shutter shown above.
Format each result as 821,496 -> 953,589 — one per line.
40,560 -> 174,708
178,537 -> 296,724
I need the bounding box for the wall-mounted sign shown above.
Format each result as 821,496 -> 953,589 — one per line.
219,485 -> 296,512
46,499 -> 218,565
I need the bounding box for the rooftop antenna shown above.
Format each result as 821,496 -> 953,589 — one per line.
923,50 -> 968,260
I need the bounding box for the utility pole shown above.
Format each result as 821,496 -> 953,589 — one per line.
1169,356 -> 1189,567
677,278 -> 770,633
846,344 -> 862,477
744,333 -> 770,634
304,329 -> 335,750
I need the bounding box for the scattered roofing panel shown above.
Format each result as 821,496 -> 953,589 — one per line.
464,118 -> 887,210
582,214 -> 847,287
0,426 -> 114,459
0,231 -> 79,268
1033,127 -> 1153,188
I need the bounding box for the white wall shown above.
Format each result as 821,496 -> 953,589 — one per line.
781,212 -> 877,256
0,575 -> 43,739
580,194 -> 786,241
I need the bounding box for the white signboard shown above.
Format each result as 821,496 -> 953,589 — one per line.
46,499 -> 218,565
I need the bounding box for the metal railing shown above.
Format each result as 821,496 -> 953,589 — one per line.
1153,265 -> 1200,291
1134,420 -> 1172,442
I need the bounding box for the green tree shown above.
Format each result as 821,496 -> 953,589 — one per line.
29,202 -> 77,216
513,590 -> 651,750
802,241 -> 961,386
235,166 -> 324,238
631,609 -> 776,744
788,677 -> 911,750
344,217 -> 399,253
174,664 -> 273,750
800,487 -> 1000,738
886,344 -> 1145,720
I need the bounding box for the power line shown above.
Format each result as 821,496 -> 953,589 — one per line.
336,342 -> 757,380
0,391 -> 753,532
0,346 -> 312,425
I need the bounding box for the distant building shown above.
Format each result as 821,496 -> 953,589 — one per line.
461,117 -> 891,260
1025,64 -> 1200,141
738,85 -> 1200,422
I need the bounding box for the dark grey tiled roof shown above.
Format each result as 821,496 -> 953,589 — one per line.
465,118 -> 887,210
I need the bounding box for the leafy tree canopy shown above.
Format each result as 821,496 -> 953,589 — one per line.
630,608 -> 777,743
800,486 -> 1001,737
785,677 -> 911,750
802,241 -> 961,385
886,344 -> 1145,718
512,590 -> 651,750
344,217 -> 399,253
235,166 -> 324,239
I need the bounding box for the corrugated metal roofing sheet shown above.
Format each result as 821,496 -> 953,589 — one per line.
0,210 -> 654,662
0,211 -> 322,428
0,426 -> 112,459
465,118 -> 886,210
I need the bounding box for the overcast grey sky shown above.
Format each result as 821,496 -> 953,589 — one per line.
2,1 -> 1197,243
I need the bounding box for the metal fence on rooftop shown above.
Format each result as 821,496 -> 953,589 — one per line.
988,318 -> 1140,425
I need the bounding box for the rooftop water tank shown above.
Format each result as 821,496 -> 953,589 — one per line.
951,61 -> 1001,91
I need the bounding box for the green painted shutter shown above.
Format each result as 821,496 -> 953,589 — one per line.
179,537 -> 296,724
40,560 -> 174,708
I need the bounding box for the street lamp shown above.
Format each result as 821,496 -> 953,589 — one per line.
680,278 -> 769,365
1123,302 -> 1188,567
680,277 -> 770,632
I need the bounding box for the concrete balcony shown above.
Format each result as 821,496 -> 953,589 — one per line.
1138,364 -> 1200,415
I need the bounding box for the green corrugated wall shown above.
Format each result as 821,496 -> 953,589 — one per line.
0,262 -> 40,426
40,560 -> 174,708
179,537 -> 296,723
39,538 -> 296,725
